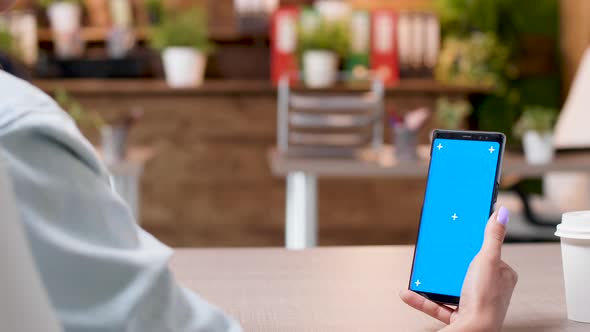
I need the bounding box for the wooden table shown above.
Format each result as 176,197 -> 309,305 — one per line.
170,244 -> 586,331
270,146 -> 590,178
269,147 -> 590,249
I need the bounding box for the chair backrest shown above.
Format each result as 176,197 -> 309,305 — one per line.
0,154 -> 62,332
277,76 -> 385,158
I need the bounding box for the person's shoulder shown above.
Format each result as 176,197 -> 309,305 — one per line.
0,70 -> 52,102
0,71 -> 65,131
0,71 -> 77,151
0,71 -> 107,177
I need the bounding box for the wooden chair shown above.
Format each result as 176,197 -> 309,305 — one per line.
277,75 -> 385,158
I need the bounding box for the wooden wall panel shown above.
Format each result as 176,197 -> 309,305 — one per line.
75,92 -> 436,247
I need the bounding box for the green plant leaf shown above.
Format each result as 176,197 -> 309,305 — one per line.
0,25 -> 12,54
149,6 -> 214,52
38,0 -> 82,9
296,9 -> 350,58
54,87 -> 104,131
435,32 -> 510,90
435,97 -> 473,129
513,106 -> 557,137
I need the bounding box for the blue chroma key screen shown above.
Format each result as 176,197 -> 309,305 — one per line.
410,138 -> 500,297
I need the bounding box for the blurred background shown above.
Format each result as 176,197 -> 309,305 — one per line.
1,0 -> 588,247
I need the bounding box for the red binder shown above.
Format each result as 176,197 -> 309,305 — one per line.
370,10 -> 399,86
271,7 -> 300,85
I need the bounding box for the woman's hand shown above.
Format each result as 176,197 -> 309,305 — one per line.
400,207 -> 518,332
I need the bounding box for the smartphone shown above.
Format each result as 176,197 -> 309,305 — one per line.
408,130 -> 506,305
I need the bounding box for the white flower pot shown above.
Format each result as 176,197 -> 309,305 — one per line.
523,131 -> 554,165
303,50 -> 338,88
162,47 -> 207,88
47,2 -> 84,58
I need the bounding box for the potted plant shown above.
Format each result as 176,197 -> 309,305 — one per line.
435,97 -> 473,130
55,88 -> 104,134
144,0 -> 164,25
297,11 -> 349,88
150,7 -> 214,88
514,106 -> 557,165
40,0 -> 84,58
55,88 -> 142,164
435,32 -> 512,90
0,24 -> 12,54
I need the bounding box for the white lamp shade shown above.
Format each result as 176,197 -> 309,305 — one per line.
554,47 -> 590,149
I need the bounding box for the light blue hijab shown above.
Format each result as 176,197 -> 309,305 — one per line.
0,71 -> 241,332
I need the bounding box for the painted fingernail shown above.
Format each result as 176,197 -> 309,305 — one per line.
497,206 -> 509,226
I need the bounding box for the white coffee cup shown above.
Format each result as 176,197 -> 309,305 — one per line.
555,211 -> 590,323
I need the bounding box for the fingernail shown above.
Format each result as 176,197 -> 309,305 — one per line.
497,206 -> 509,225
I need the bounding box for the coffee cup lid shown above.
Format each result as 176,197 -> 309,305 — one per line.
555,211 -> 590,239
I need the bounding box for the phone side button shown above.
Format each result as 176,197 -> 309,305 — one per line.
493,182 -> 499,202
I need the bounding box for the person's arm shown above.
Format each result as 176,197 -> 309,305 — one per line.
0,152 -> 62,332
400,207 -> 518,332
0,110 -> 241,332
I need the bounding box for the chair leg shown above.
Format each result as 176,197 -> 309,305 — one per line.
512,186 -> 560,227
